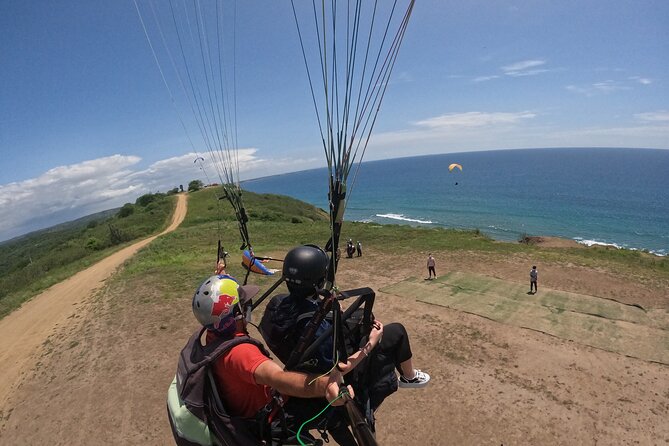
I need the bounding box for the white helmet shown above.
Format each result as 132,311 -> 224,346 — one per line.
192,274 -> 260,333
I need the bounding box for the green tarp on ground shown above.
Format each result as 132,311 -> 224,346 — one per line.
380,272 -> 669,365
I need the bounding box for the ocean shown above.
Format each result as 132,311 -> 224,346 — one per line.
244,148 -> 669,256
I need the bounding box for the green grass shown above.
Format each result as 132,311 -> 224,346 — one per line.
2,188 -> 667,320
0,193 -> 176,318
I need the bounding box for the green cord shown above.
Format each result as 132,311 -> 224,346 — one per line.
307,351 -> 340,386
296,392 -> 345,446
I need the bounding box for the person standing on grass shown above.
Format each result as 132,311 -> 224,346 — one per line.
427,254 -> 437,279
356,241 -> 362,257
530,265 -> 538,293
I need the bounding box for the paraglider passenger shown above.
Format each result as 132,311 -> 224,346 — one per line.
260,245 -> 430,443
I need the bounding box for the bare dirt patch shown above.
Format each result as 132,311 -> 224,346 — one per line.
1,213 -> 668,445
519,235 -> 583,248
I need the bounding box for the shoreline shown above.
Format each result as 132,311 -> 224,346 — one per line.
360,218 -> 667,257
518,234 -> 667,256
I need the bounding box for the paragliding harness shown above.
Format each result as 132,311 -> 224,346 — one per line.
252,254 -> 381,446
286,286 -> 379,446
167,327 -> 322,446
274,180 -> 378,445
259,292 -> 374,375
217,189 -> 282,286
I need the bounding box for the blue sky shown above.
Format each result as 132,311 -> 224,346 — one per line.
1,0 -> 667,242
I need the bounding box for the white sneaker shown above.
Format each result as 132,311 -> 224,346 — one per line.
398,369 -> 430,388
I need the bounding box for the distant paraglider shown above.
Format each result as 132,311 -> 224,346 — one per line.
449,163 -> 462,185
194,156 -> 205,170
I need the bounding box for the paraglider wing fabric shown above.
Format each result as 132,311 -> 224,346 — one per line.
448,163 -> 462,172
241,250 -> 275,275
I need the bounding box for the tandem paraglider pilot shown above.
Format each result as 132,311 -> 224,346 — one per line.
167,272 -> 354,446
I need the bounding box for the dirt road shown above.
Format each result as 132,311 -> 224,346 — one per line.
0,193 -> 187,407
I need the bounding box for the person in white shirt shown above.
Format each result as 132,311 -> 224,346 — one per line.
530,265 -> 538,293
427,254 -> 437,279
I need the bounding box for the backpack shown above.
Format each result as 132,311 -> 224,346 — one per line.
259,294 -> 372,373
167,328 -> 275,446
259,294 -> 335,373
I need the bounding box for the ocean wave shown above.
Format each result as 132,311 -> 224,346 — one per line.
573,238 -> 667,256
574,238 -> 623,249
486,224 -> 517,234
376,213 -> 433,224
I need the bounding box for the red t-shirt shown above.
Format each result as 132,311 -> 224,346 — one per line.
208,332 -> 273,418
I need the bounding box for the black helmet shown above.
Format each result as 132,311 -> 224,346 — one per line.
282,245 -> 329,292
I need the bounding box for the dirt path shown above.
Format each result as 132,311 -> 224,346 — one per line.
0,193 -> 187,407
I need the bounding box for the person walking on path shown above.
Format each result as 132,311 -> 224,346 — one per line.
530,265 -> 538,294
427,254 -> 437,279
356,241 -> 362,257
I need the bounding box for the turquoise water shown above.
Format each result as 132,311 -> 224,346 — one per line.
244,148 -> 669,256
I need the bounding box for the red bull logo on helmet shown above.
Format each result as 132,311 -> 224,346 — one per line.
209,276 -> 240,317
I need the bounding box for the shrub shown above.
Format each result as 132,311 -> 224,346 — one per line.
85,237 -> 101,250
136,193 -> 157,207
118,203 -> 134,218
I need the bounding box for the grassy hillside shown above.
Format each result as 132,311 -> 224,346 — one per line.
1,187 -> 667,320
117,187 -> 668,305
0,193 -> 176,318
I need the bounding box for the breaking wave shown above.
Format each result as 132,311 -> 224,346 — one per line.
376,213 -> 433,224
574,238 -> 666,257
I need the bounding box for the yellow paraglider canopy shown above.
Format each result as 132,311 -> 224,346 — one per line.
448,163 -> 462,172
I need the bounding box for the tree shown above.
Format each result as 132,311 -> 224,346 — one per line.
136,193 -> 157,207
188,180 -> 204,192
108,224 -> 125,246
85,237 -> 102,251
118,203 -> 134,218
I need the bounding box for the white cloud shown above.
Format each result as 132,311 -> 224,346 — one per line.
415,111 -> 536,129
0,149 -> 327,242
629,76 -> 652,85
543,123 -> 669,146
472,59 -> 550,82
0,155 -> 144,241
566,80 -> 630,96
473,75 -> 500,82
635,111 -> 669,122
362,109 -> 669,161
593,80 -> 629,92
501,60 -> 547,76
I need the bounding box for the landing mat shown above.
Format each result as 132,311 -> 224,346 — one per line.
380,272 -> 669,365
